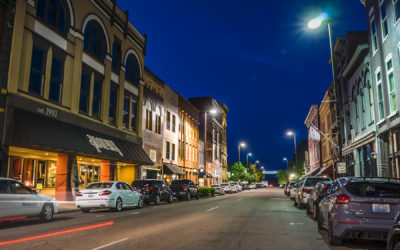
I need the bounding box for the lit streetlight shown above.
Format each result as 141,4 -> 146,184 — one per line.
283,157 -> 289,169
286,130 -> 297,170
255,160 -> 259,168
246,153 -> 252,167
307,12 -> 342,179
238,142 -> 246,163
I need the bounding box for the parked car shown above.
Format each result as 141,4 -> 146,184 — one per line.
387,211 -> 400,250
230,182 -> 242,192
249,183 -> 257,189
221,183 -> 233,193
294,176 -> 331,208
290,180 -> 302,200
229,183 -> 238,193
211,184 -> 225,195
241,184 -> 250,190
170,179 -> 199,200
131,179 -> 173,205
306,180 -> 332,219
284,181 -> 295,196
317,177 -> 400,246
256,183 -> 265,188
0,177 -> 58,222
76,181 -> 143,213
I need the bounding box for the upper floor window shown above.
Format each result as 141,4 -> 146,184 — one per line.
146,109 -> 153,131
370,8 -> 378,53
29,46 -> 46,96
166,111 -> 171,130
394,0 -> 400,22
108,82 -> 118,125
380,1 -> 388,39
79,65 -> 103,118
125,54 -> 140,85
386,55 -> 396,113
172,115 -> 176,132
36,0 -> 67,34
92,78 -> 103,119
123,93 -> 137,132
84,21 -> 106,61
376,68 -> 385,120
112,38 -> 121,72
155,114 -> 161,134
49,55 -> 64,104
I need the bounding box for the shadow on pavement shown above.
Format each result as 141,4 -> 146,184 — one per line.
0,216 -> 72,230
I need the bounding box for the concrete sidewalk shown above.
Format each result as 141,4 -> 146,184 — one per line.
57,201 -> 80,214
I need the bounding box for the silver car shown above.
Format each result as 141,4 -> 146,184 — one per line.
318,177 -> 400,246
211,184 -> 225,195
221,183 -> 232,193
294,176 -> 331,208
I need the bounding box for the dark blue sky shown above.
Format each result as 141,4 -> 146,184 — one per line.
118,0 -> 367,171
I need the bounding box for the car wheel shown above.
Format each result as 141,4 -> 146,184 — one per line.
187,192 -> 191,201
196,191 -> 199,200
154,195 -> 161,205
40,203 -> 54,222
137,197 -> 144,209
296,200 -> 302,209
328,218 -> 342,246
81,208 -> 90,213
294,198 -> 298,207
394,241 -> 400,250
317,211 -> 324,230
167,194 -> 173,204
313,204 -> 318,220
114,198 -> 123,212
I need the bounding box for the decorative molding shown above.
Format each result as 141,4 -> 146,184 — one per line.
123,49 -> 143,78
27,0 -> 35,7
111,72 -> 119,83
82,14 -> 110,54
34,21 -> 67,51
82,53 -> 105,75
105,54 -> 112,62
69,29 -> 84,40
124,81 -> 139,96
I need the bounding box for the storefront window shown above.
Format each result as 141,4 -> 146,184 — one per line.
9,156 -> 23,181
79,164 -> 100,187
23,159 -> 35,187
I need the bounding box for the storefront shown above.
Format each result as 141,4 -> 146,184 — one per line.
162,163 -> 184,185
3,98 -> 152,201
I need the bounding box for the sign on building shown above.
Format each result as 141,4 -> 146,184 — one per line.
337,162 -> 346,174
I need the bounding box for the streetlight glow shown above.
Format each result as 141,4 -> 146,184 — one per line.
248,153 -> 252,156
290,173 -> 296,178
307,13 -> 328,30
209,109 -> 217,115
240,142 -> 246,147
283,157 -> 287,161
286,131 -> 294,136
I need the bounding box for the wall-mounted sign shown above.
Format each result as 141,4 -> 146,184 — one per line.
337,163 -> 346,174
149,149 -> 157,162
87,134 -> 123,157
37,107 -> 58,118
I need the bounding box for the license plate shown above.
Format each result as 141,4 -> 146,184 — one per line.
173,192 -> 176,195
88,194 -> 94,198
372,203 -> 390,213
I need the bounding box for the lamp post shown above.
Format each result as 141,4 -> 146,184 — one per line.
283,157 -> 289,169
255,160 -> 259,168
238,142 -> 246,163
286,131 -> 298,170
246,153 -> 252,167
308,13 -> 342,179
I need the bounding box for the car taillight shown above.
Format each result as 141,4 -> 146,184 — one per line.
99,190 -> 112,196
183,185 -> 187,191
145,186 -> 153,191
302,188 -> 312,193
76,192 -> 82,196
336,194 -> 350,204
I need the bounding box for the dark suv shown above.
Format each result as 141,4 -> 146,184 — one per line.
131,179 -> 173,205
170,179 -> 199,200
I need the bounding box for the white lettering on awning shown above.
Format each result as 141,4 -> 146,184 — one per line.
87,134 -> 124,157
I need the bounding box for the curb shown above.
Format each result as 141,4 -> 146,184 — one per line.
57,208 -> 81,215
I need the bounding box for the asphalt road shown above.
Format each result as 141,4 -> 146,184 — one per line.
0,189 -> 387,250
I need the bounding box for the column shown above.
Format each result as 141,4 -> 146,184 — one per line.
100,160 -> 111,182
55,154 -> 72,201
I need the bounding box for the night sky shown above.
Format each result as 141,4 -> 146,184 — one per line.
118,0 -> 368,172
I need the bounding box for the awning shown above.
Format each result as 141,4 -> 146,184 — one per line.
304,167 -> 320,177
163,163 -> 185,175
205,172 -> 213,178
7,109 -> 153,165
317,165 -> 333,176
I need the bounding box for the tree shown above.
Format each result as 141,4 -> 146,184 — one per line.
276,170 -> 288,185
287,139 -> 308,178
228,162 -> 248,182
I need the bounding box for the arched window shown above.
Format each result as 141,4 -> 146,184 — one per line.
37,0 -> 68,34
125,54 -> 140,85
83,21 -> 106,61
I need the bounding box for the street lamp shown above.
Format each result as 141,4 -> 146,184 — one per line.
238,142 -> 246,163
255,160 -> 259,168
246,153 -> 252,167
307,12 -> 342,180
283,157 -> 289,169
286,130 -> 298,170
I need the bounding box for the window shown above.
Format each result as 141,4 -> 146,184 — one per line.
172,115 -> 176,132
166,141 -> 170,159
92,77 -> 103,119
109,82 -> 118,125
394,0 -> 400,21
49,56 -> 64,103
79,70 -> 90,114
123,95 -> 129,129
111,38 -> 121,72
36,0 -> 67,34
155,114 -> 161,134
29,46 -> 46,96
84,21 -> 106,61
166,111 -> 171,130
146,109 -> 153,131
370,9 -> 378,53
0,180 -> 11,194
125,54 -> 140,85
172,143 -> 176,161
123,93 -> 137,131
380,1 -> 388,39
386,55 -> 396,113
376,68 -> 385,120
130,99 -> 137,131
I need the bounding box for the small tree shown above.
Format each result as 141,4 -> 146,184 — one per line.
276,170 -> 289,185
228,162 -> 247,182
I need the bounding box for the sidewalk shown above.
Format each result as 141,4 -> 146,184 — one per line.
57,201 -> 80,214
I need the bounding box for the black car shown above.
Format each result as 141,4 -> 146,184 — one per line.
387,212 -> 400,250
306,180 -> 332,220
170,179 -> 199,200
131,179 -> 173,205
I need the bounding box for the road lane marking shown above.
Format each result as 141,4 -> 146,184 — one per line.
206,206 -> 219,212
130,212 -> 140,215
91,238 -> 128,250
237,198 -> 242,201
289,222 -> 304,226
0,221 -> 114,247
95,215 -> 104,217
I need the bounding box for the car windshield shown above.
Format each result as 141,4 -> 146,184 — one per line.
345,181 -> 400,198
171,180 -> 189,185
86,182 -> 114,189
305,178 -> 330,187
221,184 -> 229,187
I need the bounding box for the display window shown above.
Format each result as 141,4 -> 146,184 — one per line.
79,164 -> 100,187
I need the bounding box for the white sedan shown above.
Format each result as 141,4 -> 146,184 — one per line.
211,184 -> 225,195
76,181 -> 143,213
220,183 -> 232,193
0,177 -> 58,222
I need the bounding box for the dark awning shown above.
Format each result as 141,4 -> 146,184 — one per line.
7,109 -> 153,165
202,172 -> 213,178
163,163 -> 185,175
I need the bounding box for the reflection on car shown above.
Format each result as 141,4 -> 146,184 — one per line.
131,180 -> 173,205
211,184 -> 225,195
